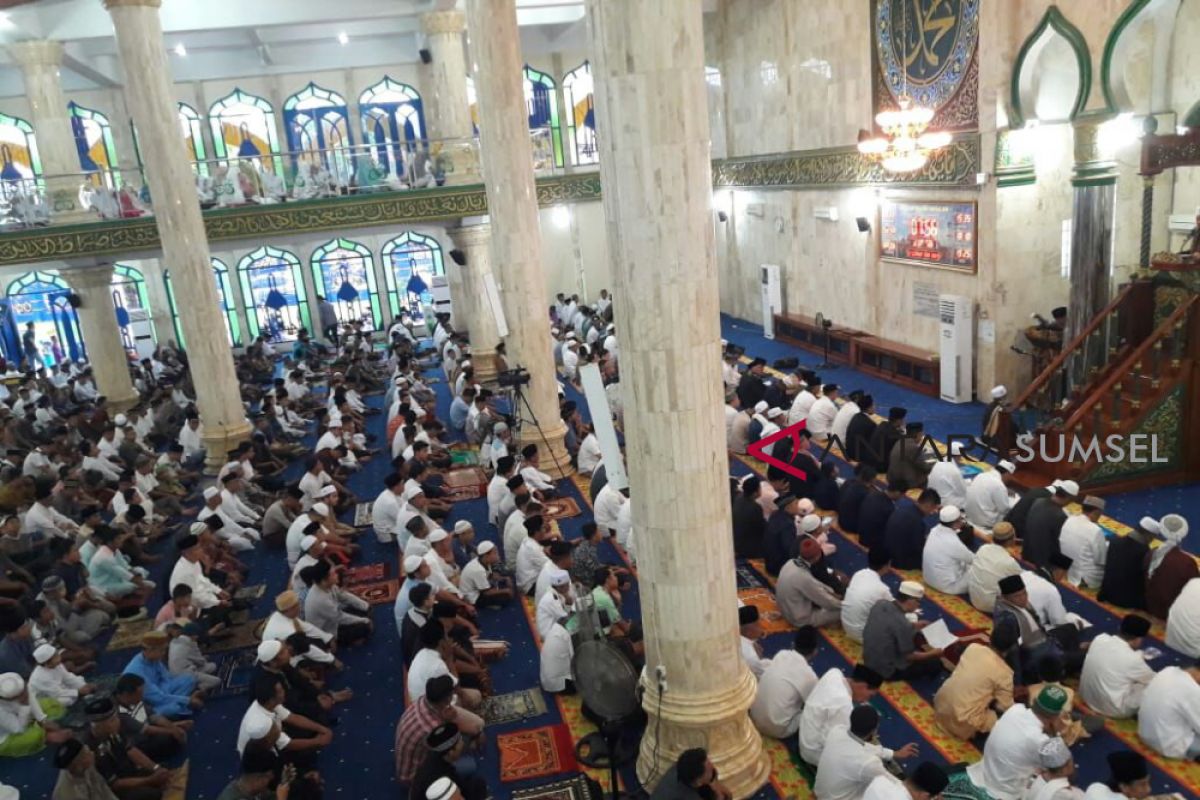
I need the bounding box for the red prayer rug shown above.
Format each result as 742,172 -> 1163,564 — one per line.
445,467 -> 488,501
344,579 -> 399,606
542,497 -> 581,521
498,724 -> 579,782
342,562 -> 388,585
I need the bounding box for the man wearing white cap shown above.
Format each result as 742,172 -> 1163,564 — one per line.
263,591 -> 336,667
290,534 -> 325,593
540,608 -> 575,694
297,457 -> 333,511
923,506 -> 976,596
1022,480 -> 1078,570
196,486 -> 258,551
459,541 -> 512,607
1058,496 -> 1108,588
927,442 -> 970,511
981,385 -> 1008,450
966,460 -> 1017,531
787,379 -> 818,426
1024,736 -> 1082,800
0,671 -> 68,756
29,644 -> 91,706
862,581 -> 945,681
1146,513 -> 1195,620
286,506 -> 329,568
423,530 -> 464,601
536,569 -> 574,640
1099,517 -> 1157,610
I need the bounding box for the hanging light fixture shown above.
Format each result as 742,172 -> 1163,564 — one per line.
858,1 -> 950,173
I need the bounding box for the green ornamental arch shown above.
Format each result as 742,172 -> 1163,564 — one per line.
1009,6 -> 1092,128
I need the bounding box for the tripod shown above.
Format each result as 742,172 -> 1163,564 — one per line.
507,375 -> 569,478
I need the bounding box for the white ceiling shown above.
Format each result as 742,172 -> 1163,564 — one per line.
0,0 -> 605,96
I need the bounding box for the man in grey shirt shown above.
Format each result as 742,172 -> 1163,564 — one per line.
861,580 -> 945,681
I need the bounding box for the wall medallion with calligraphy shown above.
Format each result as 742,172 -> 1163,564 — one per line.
873,0 -> 980,132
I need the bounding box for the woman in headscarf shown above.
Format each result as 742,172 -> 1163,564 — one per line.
1145,514 -> 1196,619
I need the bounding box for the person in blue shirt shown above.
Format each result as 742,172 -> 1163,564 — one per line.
449,386 -> 475,434
394,557 -> 431,637
884,488 -> 941,570
122,630 -> 200,719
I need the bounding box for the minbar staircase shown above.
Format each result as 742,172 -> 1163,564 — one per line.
998,277 -> 1200,494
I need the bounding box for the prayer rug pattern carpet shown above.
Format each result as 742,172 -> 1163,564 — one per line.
344,579 -> 399,606
737,587 -> 795,635
105,618 -> 153,651
482,688 -> 550,725
343,562 -> 388,585
542,497 -> 581,521
202,618 -> 266,655
353,503 -> 373,527
509,774 -> 598,800
498,724 -> 580,783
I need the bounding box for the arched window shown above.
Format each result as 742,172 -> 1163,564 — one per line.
4,271 -> 82,366
68,101 -> 119,186
0,112 -> 40,193
131,102 -> 209,177
164,259 -> 241,347
310,238 -> 382,332
562,61 -> 596,165
111,265 -> 155,351
359,77 -> 425,182
284,82 -> 353,182
524,65 -> 563,168
237,246 -> 310,342
209,88 -> 283,176
382,232 -> 444,319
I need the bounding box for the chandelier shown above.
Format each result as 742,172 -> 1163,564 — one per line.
857,0 -> 950,173
857,98 -> 952,173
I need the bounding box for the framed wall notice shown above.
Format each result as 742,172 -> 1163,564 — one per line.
880,199 -> 978,273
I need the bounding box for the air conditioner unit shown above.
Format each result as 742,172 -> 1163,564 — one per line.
431,275 -> 452,320
938,294 -> 974,403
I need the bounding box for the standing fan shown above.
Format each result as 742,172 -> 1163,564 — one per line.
572,594 -> 640,800
814,311 -> 834,368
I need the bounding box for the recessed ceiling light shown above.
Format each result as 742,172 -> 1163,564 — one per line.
173,43 -> 187,57
337,31 -> 349,46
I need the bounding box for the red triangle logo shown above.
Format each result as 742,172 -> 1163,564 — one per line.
746,418 -> 809,481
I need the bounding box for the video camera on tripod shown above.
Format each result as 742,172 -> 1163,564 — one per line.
497,367 -> 531,388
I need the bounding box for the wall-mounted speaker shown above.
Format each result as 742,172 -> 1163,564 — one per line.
449,249 -> 466,266
419,48 -> 432,64
716,210 -> 728,223
67,293 -> 82,308
855,216 -> 871,233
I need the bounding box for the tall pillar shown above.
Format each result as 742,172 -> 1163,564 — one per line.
422,10 -> 479,185
1068,115 -> 1118,381
8,41 -> 90,220
71,264 -> 139,410
465,0 -> 571,478
449,222 -> 501,383
103,0 -> 250,471
586,1 -> 769,797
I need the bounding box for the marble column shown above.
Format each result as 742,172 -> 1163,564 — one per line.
465,0 -> 571,477
8,40 -> 90,220
586,1 -> 769,797
103,0 -> 250,471
449,222 -> 501,383
421,10 -> 479,185
71,264 -> 139,410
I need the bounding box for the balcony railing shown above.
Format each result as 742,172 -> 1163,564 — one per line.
0,129 -> 576,231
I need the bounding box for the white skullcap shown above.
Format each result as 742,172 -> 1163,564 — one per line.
1038,737 -> 1072,769
753,401 -> 768,414
949,441 -> 964,456
997,459 -> 1016,474
33,644 -> 57,664
565,332 -> 577,340
0,673 -> 23,699
1140,516 -> 1163,536
243,713 -> 273,740
190,522 -> 208,536
766,407 -> 784,419
426,777 -> 458,800
477,541 -> 496,556
1057,479 -> 1080,497
257,640 -> 282,663
202,487 -> 219,500
328,415 -> 343,427
797,499 -> 816,516
1161,514 -> 1189,544
403,555 -> 425,575
550,569 -> 571,588
453,521 -> 472,534
114,414 -> 128,426
402,485 -> 424,501
317,486 -> 337,498
991,385 -> 1007,400
300,535 -> 318,552
800,514 -> 821,533
898,581 -> 925,599
939,505 -> 962,523
428,528 -> 449,544
311,502 -> 330,516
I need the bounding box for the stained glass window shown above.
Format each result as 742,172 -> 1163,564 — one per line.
0,112 -> 40,194
209,88 -> 284,177
5,271 -> 82,366
164,259 -> 241,347
382,232 -> 444,319
237,246 -> 310,342
562,61 -> 597,165
284,82 -> 353,183
359,77 -> 425,183
130,102 -> 209,176
311,237 -> 382,331
111,265 -> 155,350
524,65 -> 563,168
68,101 -> 119,186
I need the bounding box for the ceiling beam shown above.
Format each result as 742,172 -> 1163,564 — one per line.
61,48 -> 121,88
247,28 -> 274,67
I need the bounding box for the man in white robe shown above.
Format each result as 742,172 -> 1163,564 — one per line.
1078,615 -> 1156,719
